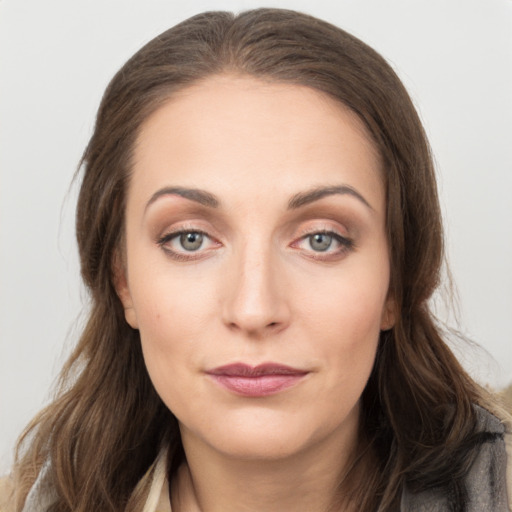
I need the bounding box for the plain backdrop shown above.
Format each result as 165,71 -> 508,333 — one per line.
1,0 -> 511,472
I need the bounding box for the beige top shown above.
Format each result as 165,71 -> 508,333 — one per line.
142,449 -> 171,512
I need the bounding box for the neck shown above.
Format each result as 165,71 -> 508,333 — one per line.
170,417 -> 365,512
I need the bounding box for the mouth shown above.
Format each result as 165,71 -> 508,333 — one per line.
205,363 -> 309,397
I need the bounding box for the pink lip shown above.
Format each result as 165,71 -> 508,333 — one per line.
206,363 -> 309,397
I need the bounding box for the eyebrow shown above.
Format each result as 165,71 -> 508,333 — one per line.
144,184 -> 373,213
145,186 -> 219,212
287,185 -> 373,211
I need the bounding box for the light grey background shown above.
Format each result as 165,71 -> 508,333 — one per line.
1,0 -> 511,473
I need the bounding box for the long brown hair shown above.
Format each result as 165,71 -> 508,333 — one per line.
12,8 -> 497,511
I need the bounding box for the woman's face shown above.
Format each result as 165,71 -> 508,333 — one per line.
117,75 -> 394,461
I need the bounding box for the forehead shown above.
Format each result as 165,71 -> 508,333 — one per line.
130,74 -> 384,213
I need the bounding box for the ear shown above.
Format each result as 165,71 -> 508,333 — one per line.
380,295 -> 396,331
112,251 -> 139,329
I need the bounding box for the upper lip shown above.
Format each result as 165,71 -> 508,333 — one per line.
206,363 -> 308,377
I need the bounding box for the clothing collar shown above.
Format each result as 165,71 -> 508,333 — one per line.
142,448 -> 171,512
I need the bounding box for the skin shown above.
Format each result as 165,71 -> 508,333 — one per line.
116,75 -> 395,512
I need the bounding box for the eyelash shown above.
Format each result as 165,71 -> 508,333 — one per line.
156,228 -> 354,262
290,230 -> 355,260
157,229 -> 218,262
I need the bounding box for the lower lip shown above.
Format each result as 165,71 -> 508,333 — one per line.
209,374 -> 306,397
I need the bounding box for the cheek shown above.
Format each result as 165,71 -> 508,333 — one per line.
130,270 -> 219,404
132,265 -> 217,338
298,266 -> 388,342
294,262 -> 388,382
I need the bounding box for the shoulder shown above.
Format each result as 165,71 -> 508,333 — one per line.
0,476 -> 15,512
478,404 -> 512,510
401,405 -> 512,511
468,405 -> 511,511
503,413 -> 512,511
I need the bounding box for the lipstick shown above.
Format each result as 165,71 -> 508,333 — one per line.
206,363 -> 308,397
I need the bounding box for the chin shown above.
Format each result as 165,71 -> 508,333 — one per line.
180,405 -> 356,462
209,428 -> 316,461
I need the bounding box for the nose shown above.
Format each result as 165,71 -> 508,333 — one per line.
221,244 -> 291,338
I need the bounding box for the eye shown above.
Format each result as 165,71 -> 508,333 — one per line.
178,232 -> 205,251
157,229 -> 220,260
292,230 -> 354,259
308,233 -> 335,252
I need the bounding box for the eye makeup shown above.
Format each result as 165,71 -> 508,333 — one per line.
289,225 -> 356,262
156,225 -> 222,262
147,192 -> 367,264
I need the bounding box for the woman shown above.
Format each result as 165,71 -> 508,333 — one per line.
2,8 -> 511,512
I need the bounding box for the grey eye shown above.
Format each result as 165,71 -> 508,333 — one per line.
179,232 -> 204,251
308,233 -> 333,252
